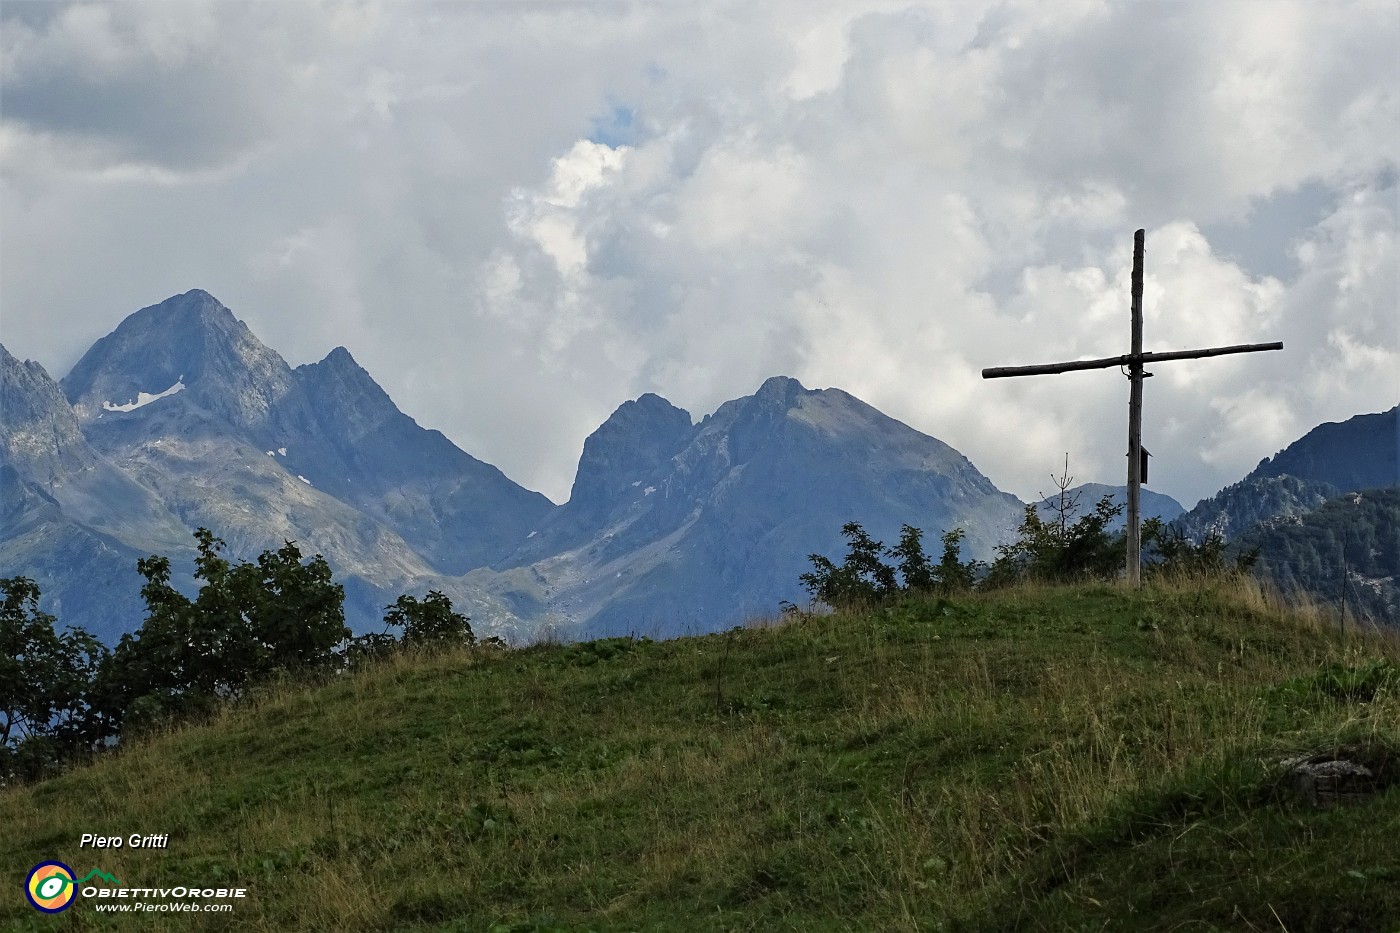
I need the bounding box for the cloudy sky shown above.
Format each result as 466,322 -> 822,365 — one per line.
2,0 -> 1396,508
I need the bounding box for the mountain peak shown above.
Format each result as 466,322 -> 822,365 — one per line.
320,346 -> 357,366
753,375 -> 807,406
1,343 -> 96,481
61,291 -> 294,429
1249,406 -> 1399,492
143,289 -> 239,327
305,346 -> 375,382
173,287 -> 222,306
294,346 -> 394,417
568,393 -> 693,509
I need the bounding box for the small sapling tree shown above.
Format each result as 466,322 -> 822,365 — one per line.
986,496 -> 1123,585
985,457 -> 1124,585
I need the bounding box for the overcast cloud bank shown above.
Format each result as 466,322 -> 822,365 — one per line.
2,0 -> 1395,507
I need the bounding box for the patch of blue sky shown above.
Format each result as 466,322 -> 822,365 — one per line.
588,103 -> 637,148
1200,180 -> 1335,281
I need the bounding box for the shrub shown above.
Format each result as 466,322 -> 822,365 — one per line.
1142,518 -> 1258,578
1,577 -> 108,782
385,590 -> 475,650
102,529 -> 348,733
800,522 -> 981,610
986,495 -> 1124,586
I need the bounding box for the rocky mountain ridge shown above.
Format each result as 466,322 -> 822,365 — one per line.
1034,482 -> 1185,532
5,292 -> 549,640
1171,406 -> 1398,544
476,375 -> 1025,638
4,290 -> 1394,641
3,291 -> 1024,642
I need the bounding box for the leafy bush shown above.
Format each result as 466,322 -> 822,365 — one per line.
800,522 -> 981,610
384,590 -> 475,650
985,495 -> 1124,586
1,576 -> 108,781
343,631 -> 401,670
1142,518 -> 1258,578
101,528 -> 348,733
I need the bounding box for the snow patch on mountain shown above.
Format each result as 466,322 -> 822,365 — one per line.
102,378 -> 185,412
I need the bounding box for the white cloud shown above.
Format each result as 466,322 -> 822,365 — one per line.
508,139 -> 629,279
2,0 -> 1395,509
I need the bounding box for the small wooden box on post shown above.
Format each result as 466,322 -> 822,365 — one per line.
981,228 -> 1283,585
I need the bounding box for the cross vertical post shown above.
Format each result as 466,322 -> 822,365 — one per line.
1126,229 -> 1145,584
981,226 -> 1283,587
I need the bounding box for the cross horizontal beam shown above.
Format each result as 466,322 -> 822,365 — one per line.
981,341 -> 1283,379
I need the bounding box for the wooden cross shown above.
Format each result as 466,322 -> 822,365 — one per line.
982,228 -> 1283,584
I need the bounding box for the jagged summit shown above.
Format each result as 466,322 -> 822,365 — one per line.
488,374 -> 1025,638
753,374 -> 807,401
321,345 -> 355,363
1251,406 -> 1398,492
293,346 -> 399,429
61,290 -> 294,430
156,288 -> 227,314
0,342 -> 190,574
6,291 -> 555,641
83,289 -> 242,345
1,343 -> 97,483
568,392 -> 693,510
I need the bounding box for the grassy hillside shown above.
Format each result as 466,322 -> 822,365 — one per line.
3,579 -> 1398,932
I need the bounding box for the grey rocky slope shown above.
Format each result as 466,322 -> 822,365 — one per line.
60,290 -> 552,573
278,346 -> 553,574
7,291 -> 549,640
471,376 -> 1025,638
2,345 -> 191,641
1173,406 -> 1398,543
1250,406 -> 1398,492
2,344 -> 188,555
0,466 -> 151,643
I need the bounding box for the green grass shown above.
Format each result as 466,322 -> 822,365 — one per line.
3,577 -> 1399,931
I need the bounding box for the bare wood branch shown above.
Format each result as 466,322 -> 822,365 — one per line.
1136,341 -> 1284,366
981,341 -> 1283,379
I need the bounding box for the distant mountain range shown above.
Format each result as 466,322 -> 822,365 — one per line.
1172,407 -> 1398,543
1167,406 -> 1399,623
471,375 -> 1024,638
2,290 -> 1028,641
3,290 -> 1395,639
